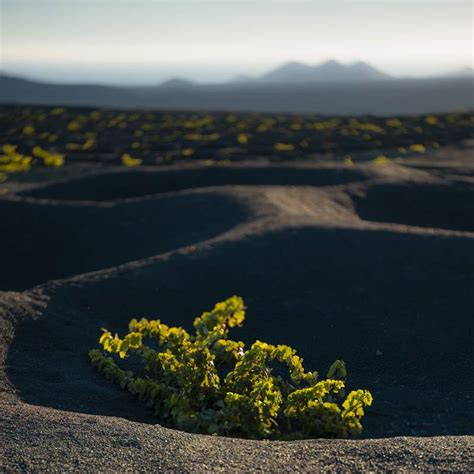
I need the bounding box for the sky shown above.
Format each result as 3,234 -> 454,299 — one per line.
1,0 -> 473,85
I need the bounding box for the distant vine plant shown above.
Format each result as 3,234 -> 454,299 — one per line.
89,296 -> 372,439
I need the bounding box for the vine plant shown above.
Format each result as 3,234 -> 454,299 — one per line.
89,296 -> 372,439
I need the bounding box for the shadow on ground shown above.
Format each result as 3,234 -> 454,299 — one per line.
352,182 -> 474,232
0,192 -> 248,291
21,167 -> 367,201
8,226 -> 474,437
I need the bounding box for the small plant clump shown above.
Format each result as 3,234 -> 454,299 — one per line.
0,144 -> 32,176
90,296 -> 372,439
121,153 -> 142,167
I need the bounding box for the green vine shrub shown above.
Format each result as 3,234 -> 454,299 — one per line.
89,296 -> 372,439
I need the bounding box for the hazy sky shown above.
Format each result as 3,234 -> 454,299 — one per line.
1,0 -> 472,84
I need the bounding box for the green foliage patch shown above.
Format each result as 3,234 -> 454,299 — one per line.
89,296 -> 372,439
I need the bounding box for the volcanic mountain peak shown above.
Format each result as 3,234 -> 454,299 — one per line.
259,59 -> 389,83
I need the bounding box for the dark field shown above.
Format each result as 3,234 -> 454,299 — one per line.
1,106 -> 473,471
1,105 -> 473,170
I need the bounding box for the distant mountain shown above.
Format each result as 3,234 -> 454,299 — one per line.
259,61 -> 315,83
0,73 -> 138,107
231,74 -> 253,84
445,67 -> 473,78
258,60 -> 390,83
1,69 -> 473,115
158,78 -> 196,89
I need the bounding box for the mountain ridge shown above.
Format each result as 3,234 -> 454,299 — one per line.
1,66 -> 473,115
257,59 -> 390,84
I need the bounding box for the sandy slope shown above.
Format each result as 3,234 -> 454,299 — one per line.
1,152 -> 473,471
1,403 -> 472,472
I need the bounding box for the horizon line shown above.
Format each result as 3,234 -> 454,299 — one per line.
1,59 -> 472,87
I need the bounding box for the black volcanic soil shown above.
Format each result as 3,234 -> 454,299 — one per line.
1,153 -> 473,471
0,191 -> 248,291
21,166 -> 368,201
352,182 -> 474,232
